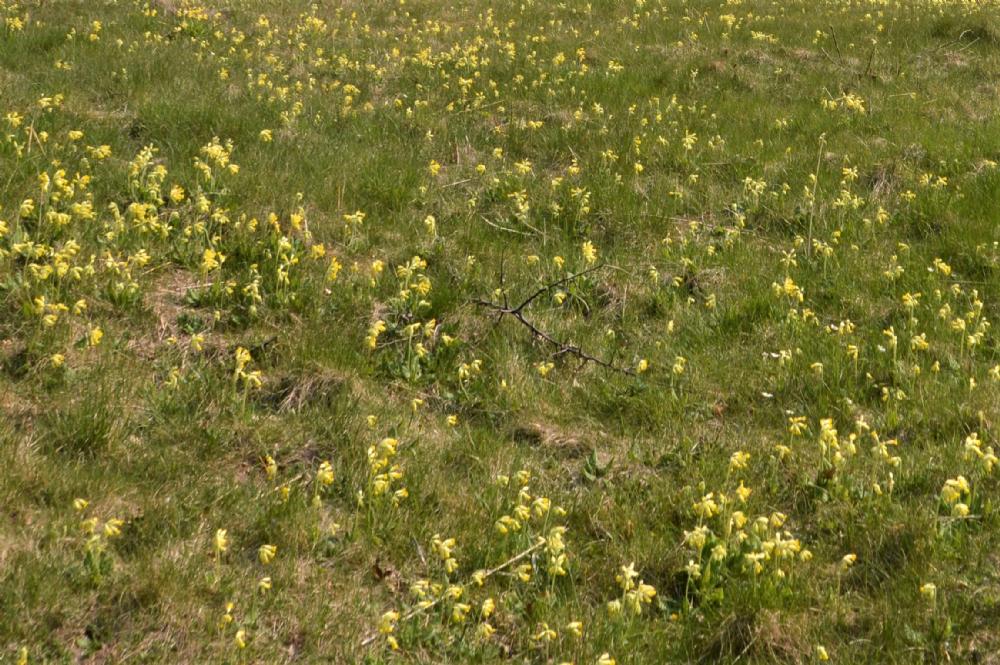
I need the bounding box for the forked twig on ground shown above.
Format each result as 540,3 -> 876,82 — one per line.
472,264 -> 636,376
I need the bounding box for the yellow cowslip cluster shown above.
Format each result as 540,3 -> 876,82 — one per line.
73,498 -> 124,582
681,482 -> 811,605
232,346 -> 261,390
377,471 -> 576,654
365,436 -> 408,506
609,562 -> 657,616
493,469 -> 565,538
1,116 -> 333,383
936,430 -> 998,522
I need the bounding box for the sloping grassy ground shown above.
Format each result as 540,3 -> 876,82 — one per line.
2,0 -> 1000,662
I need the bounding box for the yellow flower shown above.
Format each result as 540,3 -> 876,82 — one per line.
729,450 -> 750,471
317,460 -> 335,486
617,562 -> 639,591
258,544 -> 277,565
432,534 -> 456,560
80,517 -> 98,535
258,576 -> 272,592
533,623 -> 557,642
73,498 -> 89,512
581,240 -> 598,264
365,320 -> 386,349
200,247 -> 225,274
940,476 -> 969,504
103,518 -> 124,537
234,628 -> 246,649
234,346 -> 252,375
378,610 -> 400,635
263,455 -> 278,480
816,645 -> 829,661
88,327 -> 103,347
920,582 -> 936,601
259,129 -> 273,142
220,602 -> 234,628
452,602 -> 471,623
327,256 -> 343,282
684,526 -> 709,550
840,553 -> 857,572
787,416 -> 808,436
692,493 -> 719,518
214,528 -> 229,555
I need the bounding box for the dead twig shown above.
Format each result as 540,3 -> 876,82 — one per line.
862,43 -> 877,78
480,215 -> 532,236
472,265 -> 636,376
829,25 -> 844,62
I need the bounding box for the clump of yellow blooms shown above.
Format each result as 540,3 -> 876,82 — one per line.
73,498 -> 124,582
608,562 -> 657,616
363,437 -> 407,507
233,346 -> 262,391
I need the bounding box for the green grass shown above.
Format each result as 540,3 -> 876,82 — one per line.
2,0 -> 1000,662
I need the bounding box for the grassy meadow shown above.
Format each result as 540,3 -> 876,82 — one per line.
3,0 -> 1000,662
